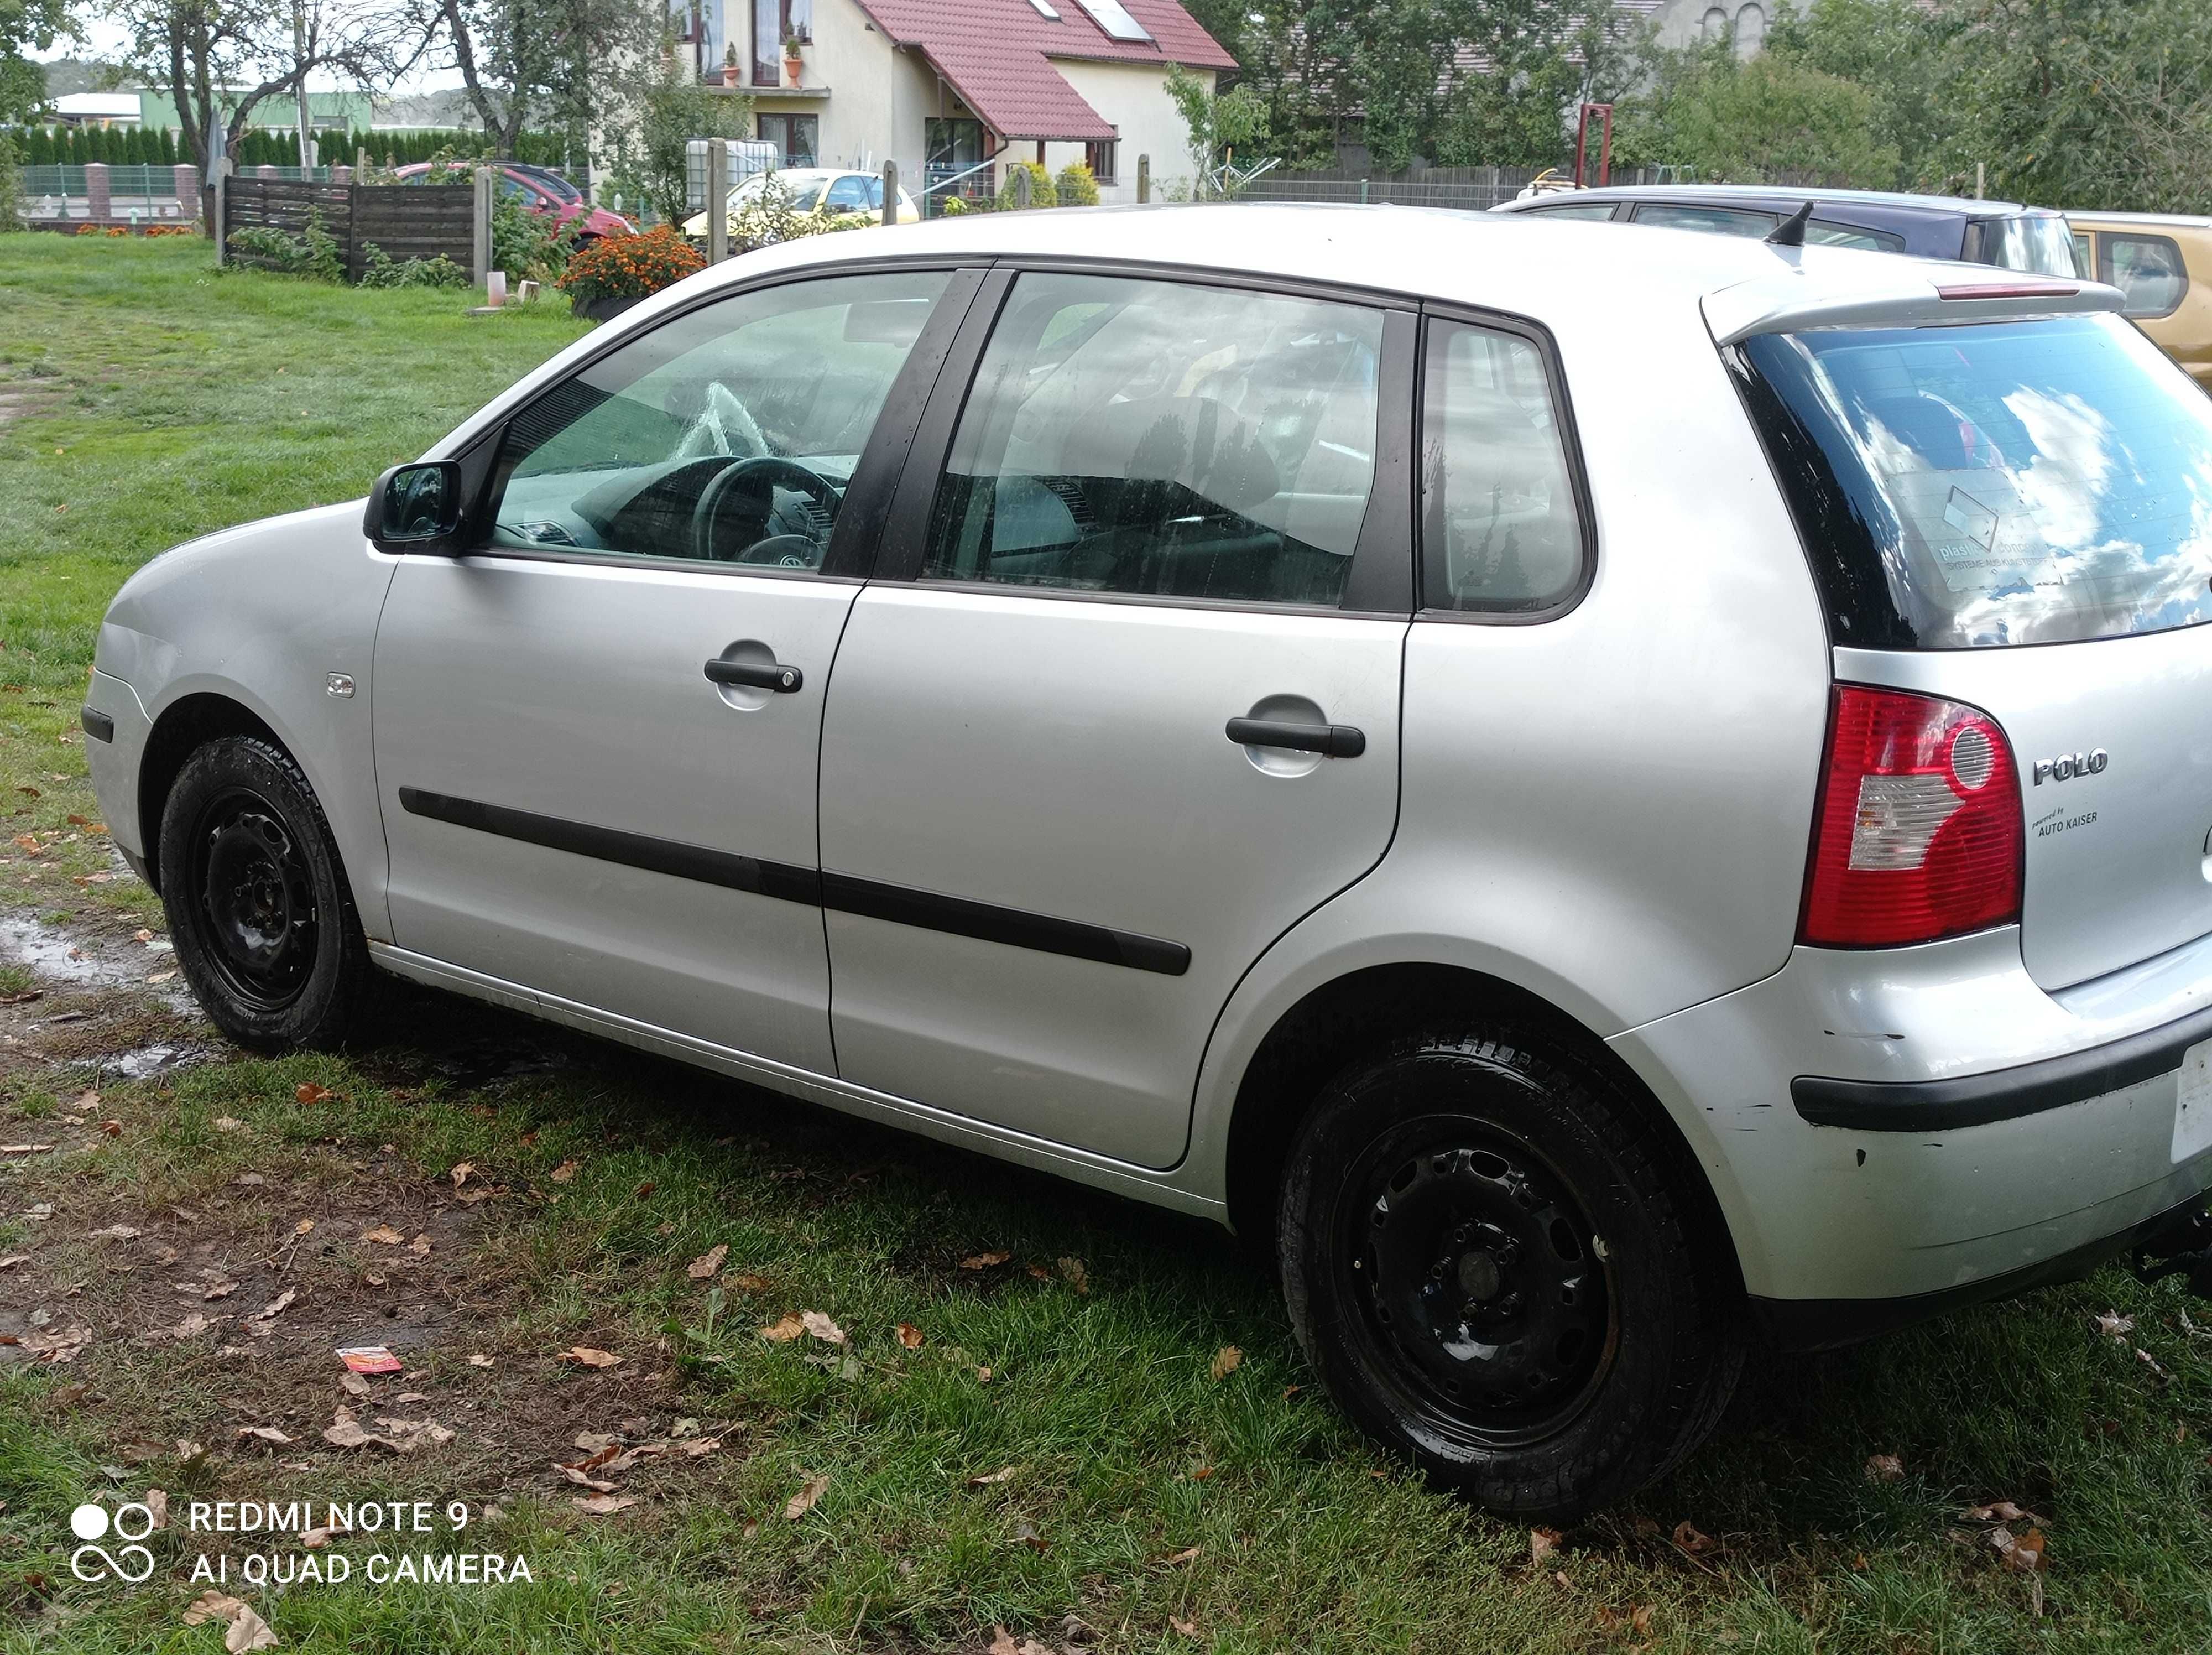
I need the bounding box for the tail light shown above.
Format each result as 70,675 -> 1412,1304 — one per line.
1801,685 -> 2022,947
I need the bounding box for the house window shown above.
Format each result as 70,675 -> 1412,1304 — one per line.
1085,140 -> 1117,184
926,117 -> 989,207
758,113 -> 818,167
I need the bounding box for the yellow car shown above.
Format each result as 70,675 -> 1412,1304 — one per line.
681,168 -> 920,236
2068,212 -> 2212,391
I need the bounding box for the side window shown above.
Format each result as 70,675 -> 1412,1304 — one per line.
825,176 -> 871,212
2100,232 -> 2189,319
1524,201 -> 1620,222
1420,321 -> 1584,614
487,270 -> 950,567
1633,202 -> 1777,238
921,273 -> 1385,607
1805,220 -> 1905,254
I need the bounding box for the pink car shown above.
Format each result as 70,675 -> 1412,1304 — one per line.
392,162 -> 633,243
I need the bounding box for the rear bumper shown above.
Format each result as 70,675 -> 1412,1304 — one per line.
1610,925 -> 2212,1304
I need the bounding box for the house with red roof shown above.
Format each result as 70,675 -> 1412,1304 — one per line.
692,0 -> 1236,204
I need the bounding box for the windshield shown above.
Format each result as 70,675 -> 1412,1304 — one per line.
734,172 -> 831,211
1984,214 -> 2085,278
1733,313 -> 2212,648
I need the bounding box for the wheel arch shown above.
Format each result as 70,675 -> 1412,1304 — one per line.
1219,961 -> 1745,1299
135,693 -> 289,894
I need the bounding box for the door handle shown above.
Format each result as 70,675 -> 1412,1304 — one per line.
705,657 -> 803,694
1225,716 -> 1365,758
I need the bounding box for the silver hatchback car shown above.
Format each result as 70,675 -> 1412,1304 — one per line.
82,205 -> 2212,1518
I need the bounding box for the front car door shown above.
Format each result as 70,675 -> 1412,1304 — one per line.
373,265 -> 979,1071
815,267 -> 1416,1167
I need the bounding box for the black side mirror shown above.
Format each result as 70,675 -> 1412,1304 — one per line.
364,461 -> 467,555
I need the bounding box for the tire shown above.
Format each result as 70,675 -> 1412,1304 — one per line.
158,736 -> 375,1052
1278,1028 -> 1744,1522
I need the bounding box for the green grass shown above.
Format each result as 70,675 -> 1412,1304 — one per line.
3,232 -> 2211,1653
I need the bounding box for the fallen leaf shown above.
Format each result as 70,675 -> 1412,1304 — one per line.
236,1425 -> 292,1446
295,1083 -> 332,1105
1170,1616 -> 1199,1637
169,1312 -> 217,1340
800,1310 -> 846,1345
468,1353 -> 494,1368
967,1465 -> 1018,1487
1865,1453 -> 1905,1483
896,1321 -> 925,1350
340,1372 -> 371,1398
99,1120 -> 123,1138
559,1347 -> 622,1369
680,1435 -> 722,1458
759,1314 -> 806,1342
573,1493 -> 637,1516
406,1233 -> 431,1257
2094,1309 -> 2136,1339
1,1143 -> 56,1156
784,1474 -> 830,1520
554,1463 -> 618,1492
301,1521 -> 352,1548
359,1226 -> 404,1245
449,1162 -> 476,1189
958,1250 -> 1011,1270
183,1590 -> 246,1626
726,1272 -> 770,1293
291,1219 -> 314,1238
212,1117 -> 243,1133
1164,1545 -> 1201,1565
977,1365 -> 993,1383
1673,1521 -> 1718,1555
25,1324 -> 93,1362
74,1089 -> 100,1111
687,1244 -> 728,1280
1209,1346 -> 1243,1381
1057,1256 -> 1089,1294
1992,1525 -> 2047,1573
0,1255 -> 27,1270
144,1488 -> 168,1529
322,1406 -> 401,1452
1012,1518 -> 1047,1552
247,1288 -> 296,1325
549,1160 -> 578,1184
88,1224 -> 142,1240
1530,1526 -> 1564,1565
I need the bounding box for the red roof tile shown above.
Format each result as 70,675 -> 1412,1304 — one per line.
849,0 -> 1236,142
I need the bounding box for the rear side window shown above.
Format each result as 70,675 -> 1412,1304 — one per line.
2099,232 -> 2188,319
1634,203 -> 1775,238
1976,215 -> 2084,278
922,273 -> 1385,606
1419,321 -> 1585,613
1523,201 -> 1619,221
1732,313 -> 2212,648
1806,221 -> 1905,254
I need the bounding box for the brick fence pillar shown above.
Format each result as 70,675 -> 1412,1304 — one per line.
173,164 -> 199,225
85,162 -> 111,222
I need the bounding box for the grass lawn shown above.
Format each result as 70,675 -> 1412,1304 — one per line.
2,231 -> 2211,1654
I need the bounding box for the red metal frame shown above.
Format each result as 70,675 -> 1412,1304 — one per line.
1573,103 -> 1614,188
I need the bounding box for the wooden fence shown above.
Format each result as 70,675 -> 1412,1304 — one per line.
221,176 -> 476,282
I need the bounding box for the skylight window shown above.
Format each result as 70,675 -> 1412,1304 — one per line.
1028,0 -> 1061,15
1074,0 -> 1152,41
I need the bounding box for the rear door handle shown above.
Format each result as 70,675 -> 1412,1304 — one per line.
1225,717 -> 1365,758
705,657 -> 803,694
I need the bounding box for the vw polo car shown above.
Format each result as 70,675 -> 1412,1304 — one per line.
81,205 -> 2212,1517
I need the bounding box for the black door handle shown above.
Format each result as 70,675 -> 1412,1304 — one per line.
705,657 -> 803,693
1225,717 -> 1365,758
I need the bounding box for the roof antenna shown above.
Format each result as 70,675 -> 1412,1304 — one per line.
1767,201 -> 1814,247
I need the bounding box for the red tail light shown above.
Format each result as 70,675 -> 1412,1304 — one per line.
1801,686 -> 2022,947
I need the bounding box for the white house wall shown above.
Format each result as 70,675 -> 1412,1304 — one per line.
1039,60 -> 1213,204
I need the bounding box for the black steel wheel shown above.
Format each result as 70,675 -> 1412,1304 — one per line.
159,736 -> 374,1050
1279,1029 -> 1743,1521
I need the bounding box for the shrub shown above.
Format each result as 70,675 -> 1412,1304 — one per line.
0,133 -> 22,235
491,190 -> 577,283
1055,162 -> 1100,205
358,244 -> 471,289
223,209 -> 343,280
557,222 -> 702,303
723,175 -> 872,253
996,160 -> 1057,210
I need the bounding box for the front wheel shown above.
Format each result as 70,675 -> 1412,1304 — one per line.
1278,1029 -> 1743,1521
159,736 -> 375,1051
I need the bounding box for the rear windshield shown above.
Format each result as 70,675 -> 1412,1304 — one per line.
1733,313 -> 2212,648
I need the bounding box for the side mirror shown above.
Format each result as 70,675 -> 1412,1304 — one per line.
364,461 -> 467,555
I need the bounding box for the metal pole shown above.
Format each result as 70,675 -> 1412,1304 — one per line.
880,158 -> 898,227
293,0 -> 312,170
706,140 -> 728,263
1136,153 -> 1149,204
472,164 -> 493,286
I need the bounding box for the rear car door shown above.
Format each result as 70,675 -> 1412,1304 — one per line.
813,268 -> 1415,1168
373,266 -> 979,1070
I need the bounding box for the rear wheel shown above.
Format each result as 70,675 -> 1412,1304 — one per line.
159,736 -> 374,1051
1279,1029 -> 1742,1520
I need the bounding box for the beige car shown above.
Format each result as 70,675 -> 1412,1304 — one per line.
681,168 -> 920,236
2069,212 -> 2212,389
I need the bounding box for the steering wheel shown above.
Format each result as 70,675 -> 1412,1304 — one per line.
690,455 -> 844,563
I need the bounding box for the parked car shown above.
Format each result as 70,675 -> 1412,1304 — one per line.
1494,183 -> 2084,277
679,167 -> 920,236
2065,212 -> 2212,391
390,160 -> 634,243
84,205 -> 2212,1519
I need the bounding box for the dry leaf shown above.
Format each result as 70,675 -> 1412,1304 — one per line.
291,1219 -> 315,1238
169,1313 -> 217,1340
573,1493 -> 637,1516
1209,1346 -> 1243,1381
88,1224 -> 142,1240
247,1288 -> 296,1325
759,1314 -> 806,1342
295,1083 -> 332,1105
726,1272 -> 770,1293
549,1160 -> 578,1184
144,1489 -> 169,1530
406,1233 -> 431,1257
555,1463 -> 618,1492
958,1250 -> 1011,1270
1530,1526 -> 1564,1565
967,1465 -> 1018,1487
784,1474 -> 830,1520
559,1347 -> 622,1368
680,1435 -> 723,1458
977,1365 -> 993,1383
183,1590 -> 245,1625
1169,1616 -> 1199,1637
0,1255 -> 24,1270
359,1226 -> 404,1245
800,1310 -> 847,1345
1057,1256 -> 1089,1294
896,1321 -> 925,1350
74,1090 -> 100,1111
236,1425 -> 292,1446
339,1372 -> 371,1398
1992,1526 -> 2047,1573
1673,1520 -> 1718,1555
449,1162 -> 476,1189
2094,1309 -> 2136,1339
468,1353 -> 494,1368
1164,1546 -> 1201,1566
202,1280 -> 238,1301
1865,1453 -> 1906,1482
687,1243 -> 728,1280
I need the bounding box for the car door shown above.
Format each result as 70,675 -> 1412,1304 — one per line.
815,268 -> 1416,1168
373,266 -> 980,1071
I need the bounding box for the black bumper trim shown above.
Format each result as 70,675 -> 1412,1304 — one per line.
1792,997 -> 2212,1132
1751,1189 -> 2208,1351
80,705 -> 114,743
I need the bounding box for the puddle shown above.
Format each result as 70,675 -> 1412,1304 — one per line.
102,1042 -> 213,1080
0,915 -> 129,987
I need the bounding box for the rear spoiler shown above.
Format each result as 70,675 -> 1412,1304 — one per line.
1703,261 -> 2125,346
